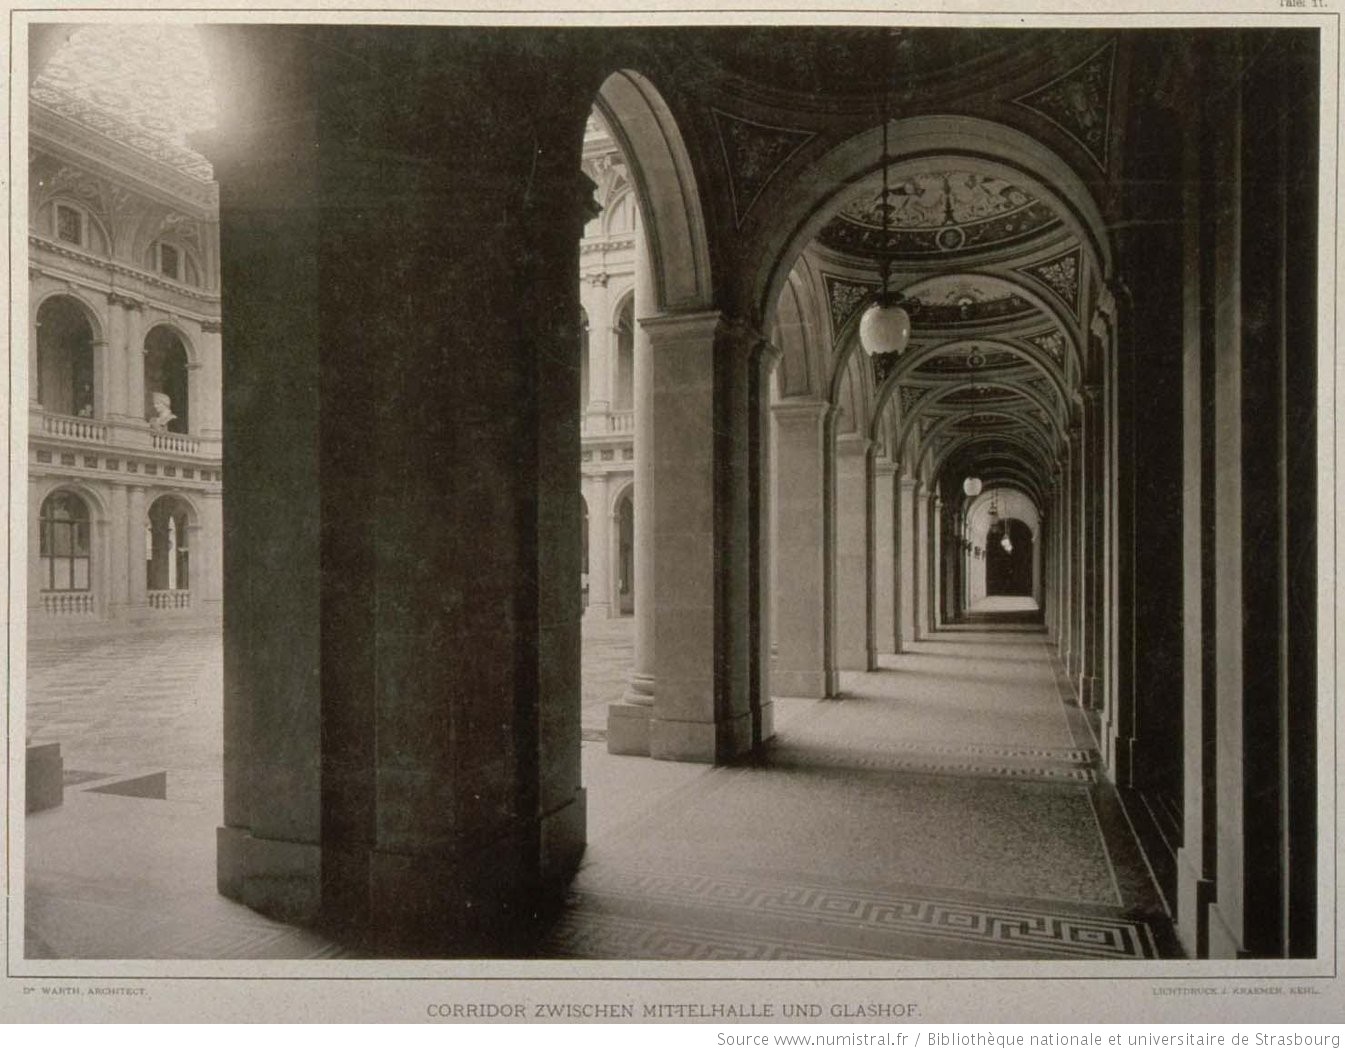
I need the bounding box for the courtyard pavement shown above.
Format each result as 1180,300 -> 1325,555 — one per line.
24,616 -> 636,806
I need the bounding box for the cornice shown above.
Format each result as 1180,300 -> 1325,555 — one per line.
30,236 -> 220,308
31,106 -> 218,213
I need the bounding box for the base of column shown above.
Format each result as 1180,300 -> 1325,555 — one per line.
217,824 -> 322,925
1077,674 -> 1097,710
540,790 -> 587,885
221,797 -> 587,955
582,603 -> 612,621
1175,848 -> 1214,958
650,711 -> 753,763
772,668 -> 829,698
756,699 -> 775,745
606,702 -> 652,756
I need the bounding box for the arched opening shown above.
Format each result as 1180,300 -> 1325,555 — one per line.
985,517 -> 1033,596
615,487 -> 634,616
578,308 -> 591,413
613,296 -> 634,412
143,326 -> 191,433
39,490 -> 91,593
146,494 -> 193,597
580,494 -> 590,609
36,296 -> 95,417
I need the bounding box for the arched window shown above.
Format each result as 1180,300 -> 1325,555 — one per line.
148,240 -> 202,287
580,495 -> 590,608
617,488 -> 634,615
55,202 -> 87,247
143,326 -> 190,433
40,492 -> 91,592
579,308 -> 591,412
146,495 -> 191,592
36,296 -> 95,417
614,297 -> 634,412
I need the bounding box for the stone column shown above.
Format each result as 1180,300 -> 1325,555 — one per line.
1070,424 -> 1086,681
125,485 -> 147,618
607,216 -> 655,753
645,314 -> 756,763
198,490 -> 223,620
1078,386 -> 1104,707
28,480 -> 43,611
196,321 -> 223,440
200,25 -> 597,953
913,483 -> 929,641
29,281 -> 41,409
833,434 -> 872,671
103,293 -> 130,418
930,495 -> 943,630
771,399 -> 832,698
119,299 -> 146,422
581,274 -> 612,433
582,474 -> 611,620
1059,439 -> 1075,665
896,476 -> 917,650
106,485 -> 129,621
872,458 -> 897,653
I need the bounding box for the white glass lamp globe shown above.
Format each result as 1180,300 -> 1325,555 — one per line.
962,477 -> 983,497
859,297 -> 911,356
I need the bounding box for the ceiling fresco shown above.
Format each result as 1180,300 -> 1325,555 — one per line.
818,171 -> 1063,260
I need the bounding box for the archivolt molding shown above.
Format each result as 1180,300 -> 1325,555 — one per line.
597,70 -> 714,314
929,423 -> 1056,481
872,336 -> 1070,428
753,115 -> 1113,325
886,375 -> 1064,457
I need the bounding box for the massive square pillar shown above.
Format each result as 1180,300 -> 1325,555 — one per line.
202,25 -> 599,953
833,434 -> 873,671
771,399 -> 834,697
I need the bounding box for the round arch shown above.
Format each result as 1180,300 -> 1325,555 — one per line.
874,335 -> 1073,423
35,289 -> 105,342
595,69 -> 713,313
892,379 -> 1065,459
754,114 -> 1112,324
34,478 -> 110,521
935,429 -> 1056,483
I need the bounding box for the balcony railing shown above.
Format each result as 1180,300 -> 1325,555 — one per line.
151,431 -> 201,455
40,411 -> 107,443
581,409 -> 635,437
30,408 -> 220,461
148,589 -> 192,610
41,592 -> 95,616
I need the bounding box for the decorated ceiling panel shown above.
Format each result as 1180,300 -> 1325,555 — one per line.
33,25 -> 217,182
818,170 -> 1063,260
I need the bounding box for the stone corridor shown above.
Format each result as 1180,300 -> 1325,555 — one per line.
24,609 -> 1175,960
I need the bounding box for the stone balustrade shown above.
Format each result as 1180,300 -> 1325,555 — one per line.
40,592 -> 95,615
147,589 -> 192,609
40,411 -> 108,443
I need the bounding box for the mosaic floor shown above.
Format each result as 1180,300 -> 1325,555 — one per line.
22,605 -> 1178,961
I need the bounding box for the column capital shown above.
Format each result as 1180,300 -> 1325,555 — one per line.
770,397 -> 830,424
834,433 -> 871,458
899,476 -> 918,492
201,318 -> 223,334
1082,382 -> 1103,404
638,309 -> 724,346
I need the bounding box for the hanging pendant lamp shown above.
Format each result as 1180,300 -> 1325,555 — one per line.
860,42 -> 920,357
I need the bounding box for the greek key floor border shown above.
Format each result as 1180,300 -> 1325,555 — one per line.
569,867 -> 1158,960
